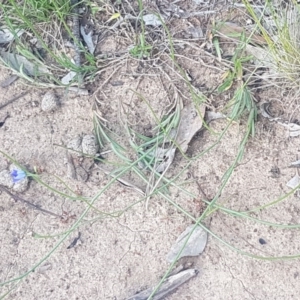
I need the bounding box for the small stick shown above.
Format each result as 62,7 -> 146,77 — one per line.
67,231 -> 81,249
0,112 -> 10,127
71,0 -> 83,86
0,75 -> 19,88
126,268 -> 198,300
0,91 -> 29,110
0,185 -> 61,218
66,150 -> 77,180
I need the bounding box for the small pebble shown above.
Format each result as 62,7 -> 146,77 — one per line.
76,165 -> 89,182
13,176 -> 29,193
259,238 -> 267,245
82,135 -> 99,156
41,91 -> 59,112
67,136 -> 83,156
0,169 -> 14,188
9,164 -> 29,192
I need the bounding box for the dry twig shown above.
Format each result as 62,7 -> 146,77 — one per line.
0,185 -> 61,218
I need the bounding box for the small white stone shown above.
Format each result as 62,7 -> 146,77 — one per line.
41,91 -> 59,112
13,176 -> 29,192
67,136 -> 83,156
9,165 -> 29,192
9,164 -> 17,172
82,134 -> 99,156
246,18 -> 253,25
0,169 -> 14,188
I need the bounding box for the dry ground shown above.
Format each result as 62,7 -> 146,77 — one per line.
2,1 -> 300,299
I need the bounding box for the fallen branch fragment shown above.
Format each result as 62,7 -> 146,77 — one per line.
68,87 -> 89,95
126,268 -> 198,300
0,75 -> 19,87
70,0 -> 83,86
0,185 -> 61,217
0,91 -> 28,110
67,231 -> 81,249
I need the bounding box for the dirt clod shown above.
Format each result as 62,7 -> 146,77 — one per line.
41,91 -> 59,112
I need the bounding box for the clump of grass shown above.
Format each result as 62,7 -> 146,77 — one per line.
129,33 -> 153,58
0,0 -> 96,86
242,0 -> 300,86
214,25 -> 257,137
129,0 -> 153,58
9,0 -> 71,22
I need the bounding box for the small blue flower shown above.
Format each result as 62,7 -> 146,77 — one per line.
11,169 -> 27,183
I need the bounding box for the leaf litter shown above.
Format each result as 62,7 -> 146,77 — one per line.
142,14 -> 163,27
287,159 -> 300,193
175,103 -> 206,153
0,27 -> 24,43
140,103 -> 206,174
278,122 -> 300,137
286,171 -> 300,190
0,50 -> 51,77
80,25 -> 95,54
260,102 -> 300,137
166,224 -> 208,262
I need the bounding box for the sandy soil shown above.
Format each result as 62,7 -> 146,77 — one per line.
2,1 -> 300,299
